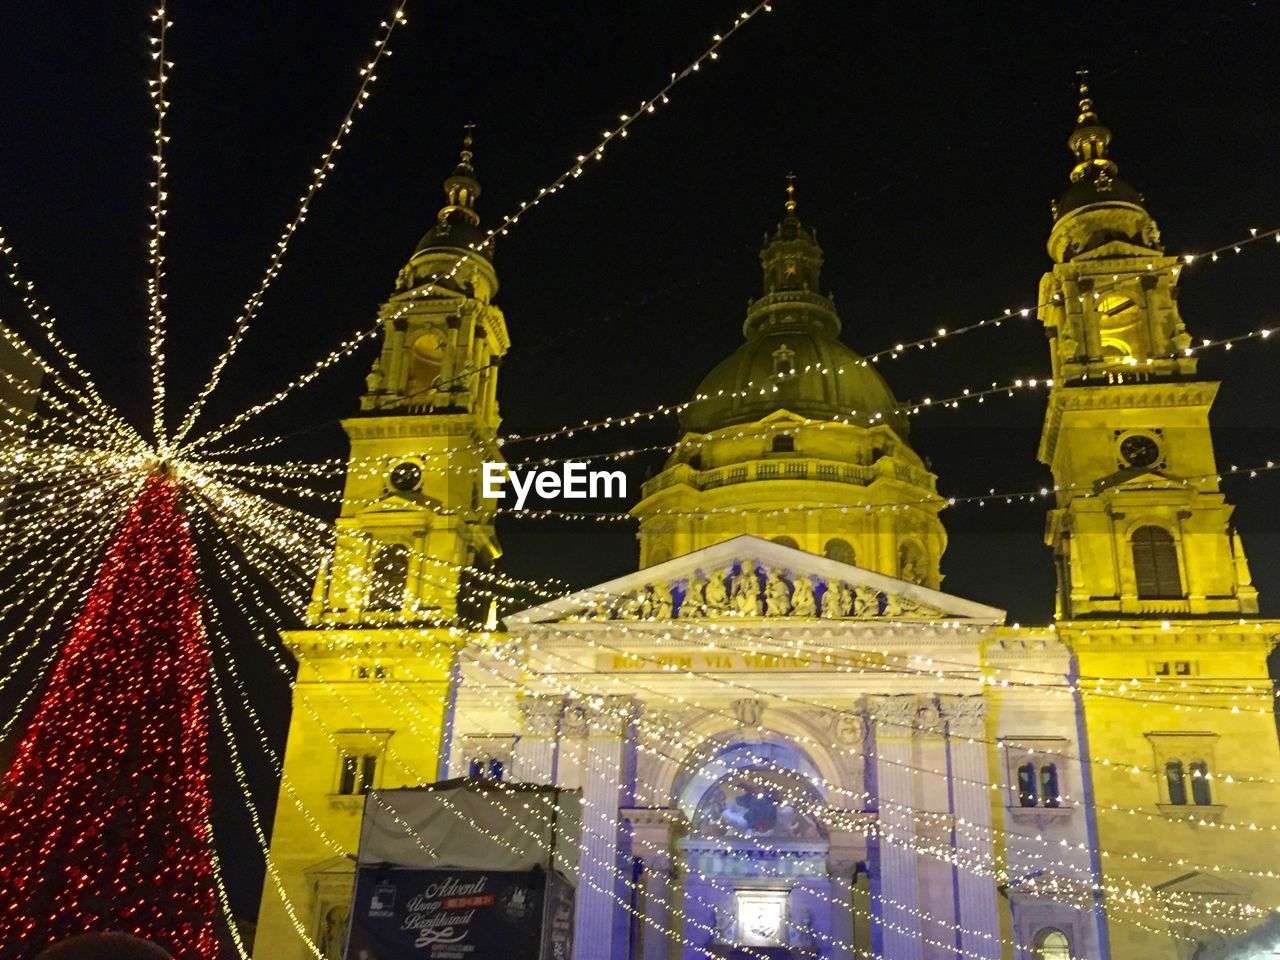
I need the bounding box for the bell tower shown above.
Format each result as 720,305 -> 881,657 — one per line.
313,127 -> 508,624
253,132 -> 508,960
1038,76 -> 1256,617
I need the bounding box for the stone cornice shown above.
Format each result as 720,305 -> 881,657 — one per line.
282,627 -> 465,662
342,413 -> 499,446
1047,380 -> 1219,412
518,618 -> 995,652
1056,619 -> 1280,648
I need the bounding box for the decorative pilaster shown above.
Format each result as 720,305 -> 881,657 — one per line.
622,808 -> 677,960
826,858 -> 859,960
868,695 -> 922,960
514,695 -> 563,784
939,694 -> 1001,960
574,696 -> 636,960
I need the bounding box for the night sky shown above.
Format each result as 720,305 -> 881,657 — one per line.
2,0 -> 1278,921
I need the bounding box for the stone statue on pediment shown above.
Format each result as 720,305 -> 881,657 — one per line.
820,580 -> 847,618
764,568 -> 792,616
853,585 -> 881,618
617,590 -> 644,620
791,574 -> 816,617
704,569 -> 730,615
733,564 -> 762,615
680,574 -> 706,618
650,583 -> 672,619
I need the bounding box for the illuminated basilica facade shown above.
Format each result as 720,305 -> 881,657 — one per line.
253,90 -> 1280,960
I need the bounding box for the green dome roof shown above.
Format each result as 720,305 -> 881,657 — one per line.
679,180 -> 909,440
680,326 -> 908,438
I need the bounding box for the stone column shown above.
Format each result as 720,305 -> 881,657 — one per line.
939,694 -> 1001,960
826,860 -> 857,960
868,695 -> 922,960
385,317 -> 409,393
573,696 -> 634,960
622,809 -> 676,960
513,695 -> 562,784
826,796 -> 871,960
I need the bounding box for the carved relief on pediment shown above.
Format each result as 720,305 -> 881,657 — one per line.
571,558 -> 949,622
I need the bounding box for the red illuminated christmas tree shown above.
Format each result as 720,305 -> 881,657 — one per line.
0,474 -> 218,959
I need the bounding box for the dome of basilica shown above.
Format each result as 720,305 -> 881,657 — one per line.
680,325 -> 907,439
679,180 -> 908,440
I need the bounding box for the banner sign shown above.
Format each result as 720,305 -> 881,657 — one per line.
346,867 -> 574,960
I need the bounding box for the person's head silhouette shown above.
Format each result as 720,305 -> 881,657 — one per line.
34,932 -> 172,960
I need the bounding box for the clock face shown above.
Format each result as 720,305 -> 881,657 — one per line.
388,461 -> 423,492
1120,434 -> 1160,469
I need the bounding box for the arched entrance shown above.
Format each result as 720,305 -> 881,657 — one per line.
674,736 -> 835,957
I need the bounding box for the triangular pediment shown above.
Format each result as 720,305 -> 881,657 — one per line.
304,854 -> 356,878
352,490 -> 441,517
1153,871 -> 1252,899
1073,238 -> 1160,261
508,535 -> 1005,625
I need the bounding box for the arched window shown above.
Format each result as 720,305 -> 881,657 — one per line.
368,543 -> 409,611
1190,761 -> 1212,805
1017,762 -> 1038,807
405,329 -> 446,402
1166,760 -> 1187,805
824,538 -> 857,566
1131,526 -> 1182,599
1034,928 -> 1071,960
772,536 -> 800,550
1101,340 -> 1131,360
1040,763 -> 1061,808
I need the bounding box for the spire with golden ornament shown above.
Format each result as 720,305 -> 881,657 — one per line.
439,122 -> 481,226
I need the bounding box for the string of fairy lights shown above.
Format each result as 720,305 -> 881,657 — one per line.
175,217 -> 1279,478
189,465 -> 1280,947
172,1 -> 778,460
146,0 -> 172,445
1,0 -> 1279,956
199,478 -> 1280,870
497,226 -> 1280,447
173,2 -> 411,447
195,511 -> 1270,954
198,531 -> 1023,960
